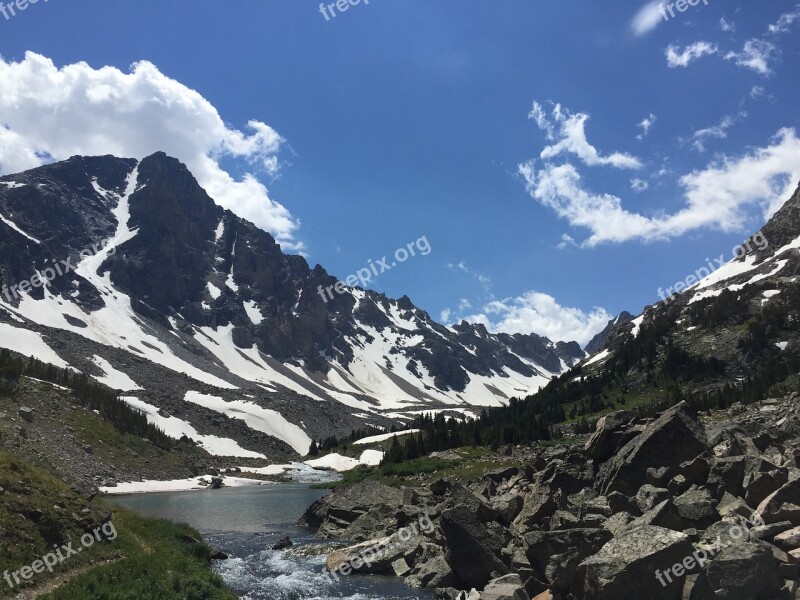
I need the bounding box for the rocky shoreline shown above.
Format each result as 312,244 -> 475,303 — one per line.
298,395 -> 800,599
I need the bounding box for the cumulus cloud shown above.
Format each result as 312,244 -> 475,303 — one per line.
463,292 -> 611,346
519,128 -> 800,246
0,52 -> 302,251
665,42 -> 719,68
719,17 -> 736,32
689,111 -> 748,153
630,1 -> 664,37
530,102 -> 642,170
725,39 -> 777,75
630,178 -> 649,192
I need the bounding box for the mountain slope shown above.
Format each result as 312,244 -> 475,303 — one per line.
0,153 -> 582,459
376,180 -> 800,455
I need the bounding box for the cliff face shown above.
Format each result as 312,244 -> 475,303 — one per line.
0,153 -> 581,456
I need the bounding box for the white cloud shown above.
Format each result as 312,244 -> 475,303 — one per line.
665,42 -> 719,68
725,39 -> 777,76
690,111 -> 747,152
557,233 -> 578,250
719,17 -> 736,32
768,7 -> 800,34
439,308 -> 452,323
464,292 -> 611,346
457,298 -> 472,311
630,1 -> 665,37
528,101 -> 554,141
520,128 -> 800,246
750,85 -> 766,99
531,102 -> 642,170
447,261 -> 492,292
0,52 -> 303,251
636,114 -> 657,140
630,178 -> 649,192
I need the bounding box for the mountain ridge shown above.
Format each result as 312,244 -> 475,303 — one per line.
0,152 -> 584,459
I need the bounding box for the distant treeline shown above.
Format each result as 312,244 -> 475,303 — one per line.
0,350 -> 173,449
308,424 -> 405,457
380,292 -> 800,466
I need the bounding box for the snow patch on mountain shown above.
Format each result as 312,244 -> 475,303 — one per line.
183,390 -> 312,455
90,355 -> 141,391
122,396 -> 266,458
0,323 -> 69,368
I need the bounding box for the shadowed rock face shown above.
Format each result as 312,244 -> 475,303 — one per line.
596,402 -> 709,496
0,152 -> 581,406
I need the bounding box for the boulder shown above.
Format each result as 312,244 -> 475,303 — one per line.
628,499 -> 687,532
272,535 -> 293,550
298,480 -> 405,537
744,469 -> 788,508
491,492 -> 525,525
756,478 -> 800,525
678,456 -> 711,487
407,551 -> 458,589
716,493 -> 753,520
486,467 -> 520,483
326,530 -> 424,576
585,412 -> 628,462
446,484 -> 500,523
574,526 -> 695,600
18,407 -> 34,422
673,487 -> 717,529
513,460 -> 594,531
597,403 -> 708,496
524,528 -> 612,593
681,573 -> 717,600
440,505 -> 508,589
774,526 -> 800,551
706,457 -> 746,500
481,574 -> 531,600
704,541 -> 783,600
749,520 -> 794,541
636,485 -> 672,513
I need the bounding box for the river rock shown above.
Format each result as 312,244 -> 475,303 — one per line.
440,504 -> 508,589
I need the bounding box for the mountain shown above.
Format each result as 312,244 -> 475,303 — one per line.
550,178 -> 800,422
377,180 -> 800,453
586,181 -> 800,367
583,311 -> 634,355
0,153 -> 583,460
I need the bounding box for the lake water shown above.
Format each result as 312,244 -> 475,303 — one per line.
111,484 -> 435,600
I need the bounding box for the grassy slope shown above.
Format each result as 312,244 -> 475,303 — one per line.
0,452 -> 235,599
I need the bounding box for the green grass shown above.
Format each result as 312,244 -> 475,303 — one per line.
312,447 -> 519,489
0,453 -> 235,599
42,509 -> 236,600
66,408 -> 208,476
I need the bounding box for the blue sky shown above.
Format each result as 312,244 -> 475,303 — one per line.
1,0 -> 799,345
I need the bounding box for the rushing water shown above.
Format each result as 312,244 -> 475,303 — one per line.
111,484 -> 435,600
